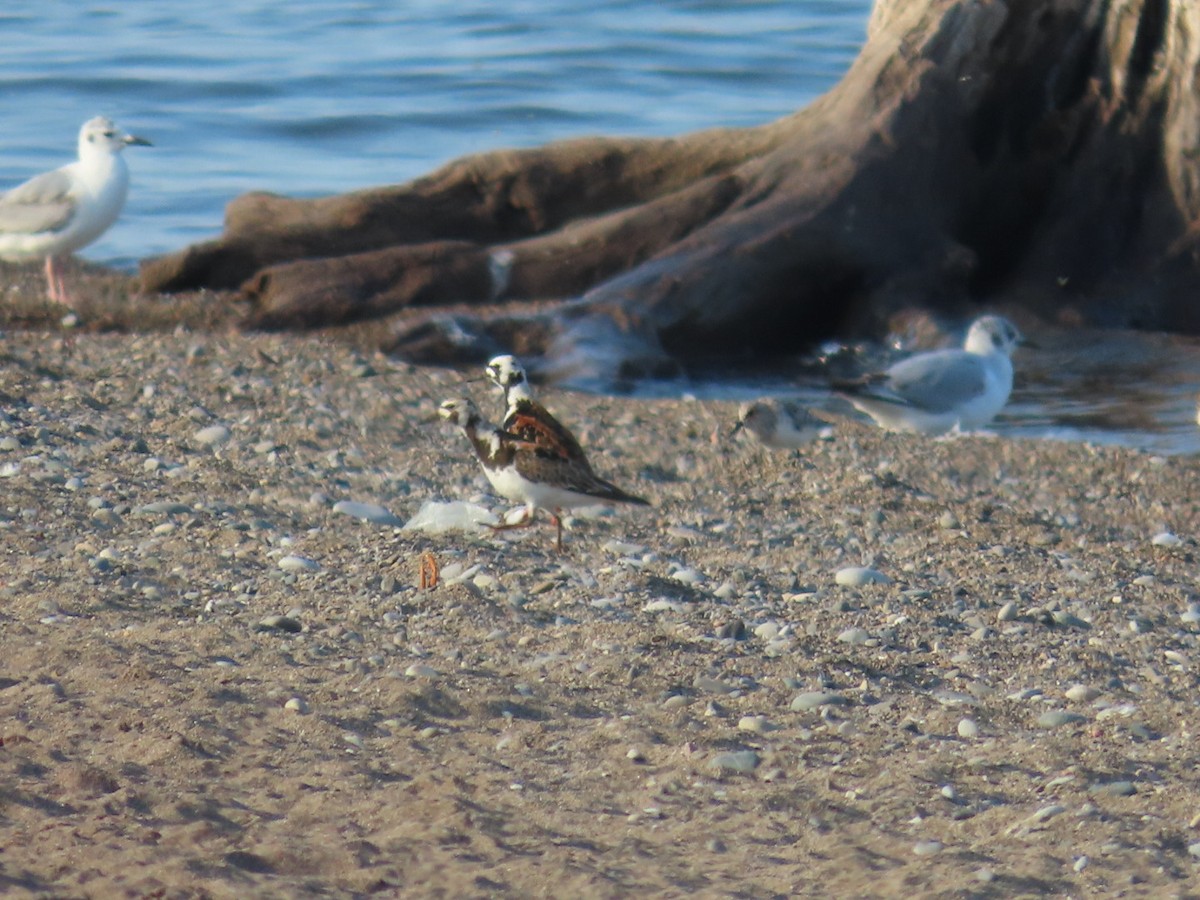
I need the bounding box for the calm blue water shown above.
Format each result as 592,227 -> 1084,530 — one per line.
4,2 -> 1200,454
0,1 -> 869,268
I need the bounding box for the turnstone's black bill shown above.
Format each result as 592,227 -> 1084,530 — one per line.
832,315 -> 1024,435
731,399 -> 823,449
439,396 -> 649,552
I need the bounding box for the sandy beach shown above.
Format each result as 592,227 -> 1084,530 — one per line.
2,323 -> 1200,899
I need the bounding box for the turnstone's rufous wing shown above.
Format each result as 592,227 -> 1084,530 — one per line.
485,354 -> 590,465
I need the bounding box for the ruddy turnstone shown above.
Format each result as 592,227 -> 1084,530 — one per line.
0,117 -> 152,308
484,354 -> 588,463
732,399 -> 823,449
834,315 -> 1025,434
439,396 -> 649,552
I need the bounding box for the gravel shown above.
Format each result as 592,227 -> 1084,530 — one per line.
2,328 -> 1200,897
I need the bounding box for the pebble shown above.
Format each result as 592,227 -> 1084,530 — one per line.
1051,610 -> 1090,630
1073,855 -> 1089,873
284,697 -> 309,714
1151,531 -> 1183,548
912,840 -> 942,857
1089,780 -> 1135,797
713,581 -> 737,600
933,690 -> 978,707
643,598 -> 687,613
669,566 -> 705,586
332,500 -> 404,526
837,627 -> 872,645
256,615 -> 302,634
1164,650 -> 1188,667
694,675 -> 738,695
137,501 -> 192,516
1064,684 -> 1099,703
790,691 -> 850,711
626,747 -> 646,763
1007,688 -> 1043,701
707,750 -> 760,774
602,540 -> 646,556
714,619 -> 745,640
404,664 -> 440,678
193,424 -> 231,447
1029,804 -> 1065,825
997,601 -> 1019,622
957,718 -> 979,739
1037,710 -> 1087,729
834,566 -> 890,587
737,715 -> 776,734
937,510 -> 960,530
278,554 -> 319,572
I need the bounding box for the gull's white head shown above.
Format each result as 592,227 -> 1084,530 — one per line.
963,315 -> 1023,358
78,116 -> 152,160
485,354 -> 529,394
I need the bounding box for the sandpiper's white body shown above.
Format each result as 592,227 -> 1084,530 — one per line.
735,399 -> 822,449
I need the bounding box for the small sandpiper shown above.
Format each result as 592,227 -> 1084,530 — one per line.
731,399 -> 823,449
833,315 -> 1025,434
439,396 -> 649,552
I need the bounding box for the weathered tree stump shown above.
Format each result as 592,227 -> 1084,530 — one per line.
141,0 -> 1200,383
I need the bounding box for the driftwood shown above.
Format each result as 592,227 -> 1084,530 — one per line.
141,0 -> 1200,383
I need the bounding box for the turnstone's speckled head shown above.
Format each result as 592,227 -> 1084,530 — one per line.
485,355 -> 527,391
438,397 -> 481,428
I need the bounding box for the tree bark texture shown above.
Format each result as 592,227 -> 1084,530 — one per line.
140,0 -> 1200,383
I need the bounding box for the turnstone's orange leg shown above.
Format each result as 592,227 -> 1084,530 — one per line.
552,511 -> 564,553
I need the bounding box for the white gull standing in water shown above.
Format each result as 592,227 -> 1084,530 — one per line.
0,116 -> 151,307
834,315 -> 1026,435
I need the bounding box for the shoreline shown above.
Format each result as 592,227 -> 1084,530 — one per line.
2,329 -> 1199,897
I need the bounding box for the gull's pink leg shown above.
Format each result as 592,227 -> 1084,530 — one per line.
44,257 -> 60,304
44,256 -> 74,307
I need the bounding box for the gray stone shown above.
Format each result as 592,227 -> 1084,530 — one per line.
332,500 -> 404,526
835,566 -> 890,587
707,750 -> 760,773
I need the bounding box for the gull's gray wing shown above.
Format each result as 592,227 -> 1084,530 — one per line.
878,349 -> 988,412
0,167 -> 77,235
